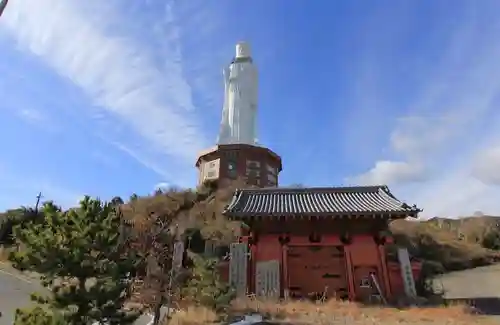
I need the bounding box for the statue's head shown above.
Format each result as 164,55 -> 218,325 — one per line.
236,42 -> 251,58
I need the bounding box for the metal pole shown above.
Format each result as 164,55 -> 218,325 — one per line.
34,192 -> 43,214
162,225 -> 180,325
162,259 -> 176,325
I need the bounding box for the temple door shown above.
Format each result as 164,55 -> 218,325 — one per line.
353,266 -> 384,303
287,245 -> 348,300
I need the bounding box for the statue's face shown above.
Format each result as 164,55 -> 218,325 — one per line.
237,47 -> 245,57
236,43 -> 249,58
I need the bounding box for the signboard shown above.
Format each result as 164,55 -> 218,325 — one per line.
397,247 -> 417,298
172,241 -> 185,270
229,243 -> 248,297
204,239 -> 216,256
255,260 -> 280,298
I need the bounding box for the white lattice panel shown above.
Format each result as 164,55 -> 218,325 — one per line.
204,239 -> 215,256
229,243 -> 248,296
255,260 -> 280,298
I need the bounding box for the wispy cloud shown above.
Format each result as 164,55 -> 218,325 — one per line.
472,147 -> 500,186
154,182 -> 171,192
0,0 -> 209,182
18,108 -> 44,123
0,165 -> 82,209
347,3 -> 500,217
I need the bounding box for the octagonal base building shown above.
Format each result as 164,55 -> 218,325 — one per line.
196,144 -> 282,188
195,42 -> 423,304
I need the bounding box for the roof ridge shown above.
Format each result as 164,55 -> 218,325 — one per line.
224,185 -> 421,218
236,185 -> 388,193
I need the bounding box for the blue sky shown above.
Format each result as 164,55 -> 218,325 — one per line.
1,0 -> 500,217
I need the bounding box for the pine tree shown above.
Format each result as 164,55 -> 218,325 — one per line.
14,307 -> 66,325
128,183 -> 220,325
183,253 -> 235,313
9,197 -> 141,325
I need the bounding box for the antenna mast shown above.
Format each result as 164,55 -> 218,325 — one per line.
34,192 -> 43,214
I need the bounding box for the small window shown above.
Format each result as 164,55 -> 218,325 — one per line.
247,170 -> 260,178
360,277 -> 371,288
228,170 -> 237,179
267,164 -> 276,175
206,171 -> 216,178
246,162 -> 260,169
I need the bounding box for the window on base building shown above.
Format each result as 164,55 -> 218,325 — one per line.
247,170 -> 260,178
266,164 -> 277,175
226,151 -> 238,159
246,160 -> 260,169
227,160 -> 237,179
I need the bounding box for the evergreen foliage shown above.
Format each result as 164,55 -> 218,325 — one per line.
182,253 -> 235,313
9,197 -> 141,325
0,207 -> 43,244
481,227 -> 500,250
14,307 -> 66,325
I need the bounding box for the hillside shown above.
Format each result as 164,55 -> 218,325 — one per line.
2,182 -> 500,278
389,216 -> 500,274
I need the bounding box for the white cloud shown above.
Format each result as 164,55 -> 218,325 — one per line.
15,108 -> 60,134
18,108 -> 44,123
472,147 -> 500,185
348,7 -> 500,217
154,182 -> 170,191
0,0 -> 208,179
353,161 -> 426,186
389,115 -> 465,159
0,168 -> 83,210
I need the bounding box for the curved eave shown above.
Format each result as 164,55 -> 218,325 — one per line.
223,211 -> 420,221
222,186 -> 422,220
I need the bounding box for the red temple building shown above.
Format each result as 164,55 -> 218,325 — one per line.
221,186 -> 422,303
196,43 -> 423,303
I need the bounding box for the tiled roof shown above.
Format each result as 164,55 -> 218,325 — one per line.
223,185 -> 421,219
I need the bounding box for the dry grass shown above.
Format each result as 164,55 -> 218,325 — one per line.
120,179 -> 246,246
0,244 -> 14,262
390,216 -> 499,250
167,306 -> 218,325
166,297 -> 498,325
389,217 -> 500,272
228,298 -> 497,325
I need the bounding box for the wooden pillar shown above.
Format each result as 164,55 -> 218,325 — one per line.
249,242 -> 256,295
343,244 -> 356,301
281,243 -> 289,299
378,244 -> 392,300
278,233 -> 290,299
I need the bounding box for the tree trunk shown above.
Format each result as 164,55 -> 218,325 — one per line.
152,301 -> 162,325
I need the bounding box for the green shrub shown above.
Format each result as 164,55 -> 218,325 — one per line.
182,253 -> 235,313
14,307 -> 66,325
